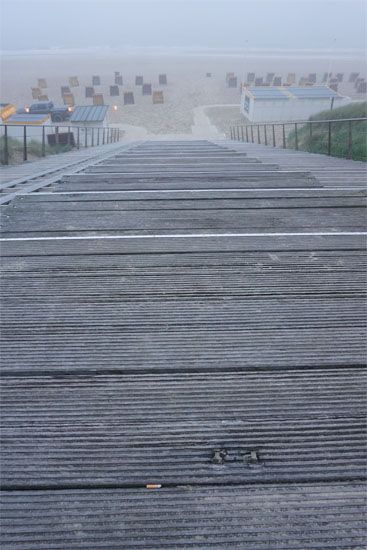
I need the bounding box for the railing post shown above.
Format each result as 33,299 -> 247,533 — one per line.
236,126 -> 239,141
257,125 -> 260,144
245,125 -> 249,142
295,123 -> 298,150
42,126 -> 46,156
23,125 -> 27,161
85,128 -> 88,148
230,126 -> 233,140
55,126 -> 59,145
272,124 -> 276,147
77,127 -> 80,150
102,128 -> 105,145
97,128 -> 100,146
67,126 -> 71,146
348,120 -> 353,159
328,121 -> 331,155
241,126 -> 244,142
3,125 -> 9,165
264,125 -> 267,146
282,124 -> 286,148
251,125 -> 254,143
92,128 -> 94,147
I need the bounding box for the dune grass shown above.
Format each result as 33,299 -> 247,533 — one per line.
0,136 -> 73,164
287,102 -> 367,161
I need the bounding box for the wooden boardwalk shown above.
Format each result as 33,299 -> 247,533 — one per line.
0,140 -> 366,548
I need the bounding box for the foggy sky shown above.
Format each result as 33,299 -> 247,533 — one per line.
1,0 -> 366,52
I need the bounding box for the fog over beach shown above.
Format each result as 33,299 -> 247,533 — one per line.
1,0 -> 366,139
1,46 -> 366,139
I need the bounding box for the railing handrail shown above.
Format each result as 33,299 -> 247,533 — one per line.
0,123 -> 118,129
233,117 -> 367,127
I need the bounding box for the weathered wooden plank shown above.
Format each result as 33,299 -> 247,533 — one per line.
1,484 -> 366,549
7,195 -> 366,212
1,416 -> 366,487
12,188 -> 367,203
1,234 -> 365,257
2,207 -> 365,237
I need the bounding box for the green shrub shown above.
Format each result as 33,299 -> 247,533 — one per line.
287,102 -> 367,161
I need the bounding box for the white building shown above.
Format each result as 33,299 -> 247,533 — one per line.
241,86 -> 350,123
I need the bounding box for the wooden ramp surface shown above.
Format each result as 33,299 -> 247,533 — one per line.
0,139 -> 366,548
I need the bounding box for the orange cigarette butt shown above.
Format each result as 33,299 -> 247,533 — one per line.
146,484 -> 162,489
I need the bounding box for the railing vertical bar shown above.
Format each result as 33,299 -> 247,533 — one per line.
102,128 -> 105,145
295,123 -> 298,150
348,120 -> 353,159
257,125 -> 260,144
272,124 -> 276,147
230,126 -> 233,140
85,128 -> 88,148
77,127 -> 80,150
245,125 -> 249,142
92,128 -> 94,147
264,125 -> 267,146
328,121 -> 331,155
241,126 -> 244,142
97,128 -> 100,146
251,125 -> 254,143
55,126 -> 59,145
3,125 -> 9,165
23,125 -> 27,161
42,126 -> 46,156
282,124 -> 286,148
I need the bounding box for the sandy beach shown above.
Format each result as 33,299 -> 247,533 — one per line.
1,48 -> 365,140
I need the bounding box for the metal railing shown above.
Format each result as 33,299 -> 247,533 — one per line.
229,117 -> 367,160
0,124 -> 123,165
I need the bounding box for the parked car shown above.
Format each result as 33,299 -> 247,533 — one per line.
17,101 -> 72,122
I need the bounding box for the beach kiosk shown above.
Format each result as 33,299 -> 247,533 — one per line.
241,85 -> 350,123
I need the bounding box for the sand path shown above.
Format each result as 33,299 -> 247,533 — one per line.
113,104 -> 237,141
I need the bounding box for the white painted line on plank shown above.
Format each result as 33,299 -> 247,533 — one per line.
1,232 -> 366,242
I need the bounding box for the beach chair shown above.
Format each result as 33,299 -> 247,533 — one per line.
31,87 -> 42,100
62,93 -> 75,107
85,87 -> 94,98
69,76 -> 79,87
142,83 -> 152,95
153,91 -> 164,104
124,92 -> 135,105
110,86 -> 120,97
61,86 -> 71,95
93,94 -> 104,106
